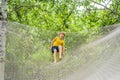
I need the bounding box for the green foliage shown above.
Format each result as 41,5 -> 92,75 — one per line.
7,0 -> 120,34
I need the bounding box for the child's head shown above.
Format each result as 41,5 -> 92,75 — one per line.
59,32 -> 65,39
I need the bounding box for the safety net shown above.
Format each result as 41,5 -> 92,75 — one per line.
5,22 -> 120,80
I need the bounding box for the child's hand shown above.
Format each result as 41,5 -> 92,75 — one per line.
50,46 -> 52,50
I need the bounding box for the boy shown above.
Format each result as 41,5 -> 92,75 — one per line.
50,32 -> 65,64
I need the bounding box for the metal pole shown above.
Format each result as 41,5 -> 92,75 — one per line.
0,0 -> 7,80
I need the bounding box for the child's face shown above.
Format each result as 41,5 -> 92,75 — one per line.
59,34 -> 65,39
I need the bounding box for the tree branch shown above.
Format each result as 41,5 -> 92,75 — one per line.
63,4 -> 75,28
92,1 -> 120,16
105,0 -> 112,6
8,4 -> 41,14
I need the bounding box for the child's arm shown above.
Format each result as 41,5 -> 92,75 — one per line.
62,46 -> 64,54
50,40 -> 54,49
62,46 -> 67,55
50,37 -> 57,49
62,41 -> 66,54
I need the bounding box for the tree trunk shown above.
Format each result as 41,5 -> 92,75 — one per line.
0,0 -> 7,80
0,21 -> 6,80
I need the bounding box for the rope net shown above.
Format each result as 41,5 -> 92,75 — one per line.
5,22 -> 120,80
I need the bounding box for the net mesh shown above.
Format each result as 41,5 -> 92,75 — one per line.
5,22 -> 120,80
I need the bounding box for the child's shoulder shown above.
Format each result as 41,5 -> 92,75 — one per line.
53,36 -> 59,40
54,36 -> 59,39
